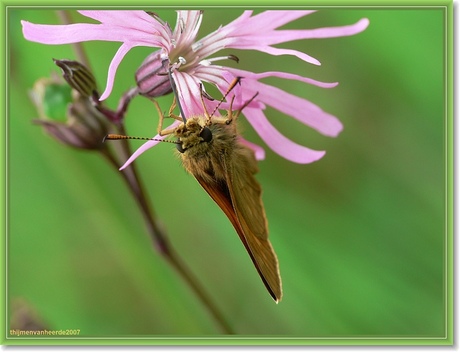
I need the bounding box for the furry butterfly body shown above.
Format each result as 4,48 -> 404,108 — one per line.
105,76 -> 282,302
174,112 -> 282,302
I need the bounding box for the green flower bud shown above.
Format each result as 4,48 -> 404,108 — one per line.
31,74 -> 110,150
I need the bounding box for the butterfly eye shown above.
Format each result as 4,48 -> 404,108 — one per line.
200,127 -> 212,143
176,141 -> 186,153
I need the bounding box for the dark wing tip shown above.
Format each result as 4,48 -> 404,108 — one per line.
265,279 -> 282,303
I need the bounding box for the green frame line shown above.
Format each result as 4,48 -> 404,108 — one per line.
1,0 -> 454,346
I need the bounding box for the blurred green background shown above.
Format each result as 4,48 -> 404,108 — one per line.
8,8 -> 447,339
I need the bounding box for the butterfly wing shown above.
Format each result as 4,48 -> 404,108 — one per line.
225,147 -> 282,302
194,148 -> 282,302
194,176 -> 242,238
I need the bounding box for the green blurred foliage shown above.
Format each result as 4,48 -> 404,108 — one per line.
8,8 -> 446,339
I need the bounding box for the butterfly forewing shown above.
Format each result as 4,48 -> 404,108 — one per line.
195,171 -> 282,302
225,148 -> 282,301
191,141 -> 282,302
226,146 -> 269,240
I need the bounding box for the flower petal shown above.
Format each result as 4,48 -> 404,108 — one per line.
100,42 -> 138,100
78,10 -> 153,27
222,70 -> 342,137
244,108 -> 326,164
173,71 -> 205,117
230,68 -> 338,89
21,21 -> 118,44
299,17 -> 371,39
238,137 -> 266,161
263,18 -> 370,44
193,65 -> 229,88
256,82 -> 343,137
238,45 -> 321,66
192,11 -> 314,61
246,10 -> 316,31
78,10 -> 172,45
22,17 -> 169,47
174,11 -> 203,47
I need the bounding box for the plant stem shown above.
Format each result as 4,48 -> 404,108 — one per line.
100,145 -> 234,334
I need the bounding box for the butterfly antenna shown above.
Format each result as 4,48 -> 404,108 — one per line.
103,134 -> 178,145
208,77 -> 242,118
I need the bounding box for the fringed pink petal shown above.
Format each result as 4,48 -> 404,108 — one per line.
100,43 -> 137,101
244,108 -> 326,164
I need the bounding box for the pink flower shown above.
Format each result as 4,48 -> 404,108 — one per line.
22,10 -> 369,165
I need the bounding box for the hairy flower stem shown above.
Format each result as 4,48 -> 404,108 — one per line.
100,142 -> 234,334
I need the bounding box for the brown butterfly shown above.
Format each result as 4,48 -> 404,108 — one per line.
106,74 -> 282,302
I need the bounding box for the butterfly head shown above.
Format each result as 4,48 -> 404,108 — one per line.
175,118 -> 213,153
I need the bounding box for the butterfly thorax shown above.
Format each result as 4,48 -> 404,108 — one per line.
175,116 -> 237,182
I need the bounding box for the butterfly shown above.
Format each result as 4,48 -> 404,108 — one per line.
106,72 -> 282,302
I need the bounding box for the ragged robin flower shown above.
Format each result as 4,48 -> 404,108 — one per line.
22,10 -> 369,165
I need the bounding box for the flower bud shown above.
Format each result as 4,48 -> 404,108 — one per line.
31,75 -> 110,150
53,59 -> 98,99
135,50 -> 172,98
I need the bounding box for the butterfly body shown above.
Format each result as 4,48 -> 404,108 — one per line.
174,115 -> 283,302
104,77 -> 283,302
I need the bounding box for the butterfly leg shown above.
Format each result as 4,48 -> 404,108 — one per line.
152,98 -> 183,136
